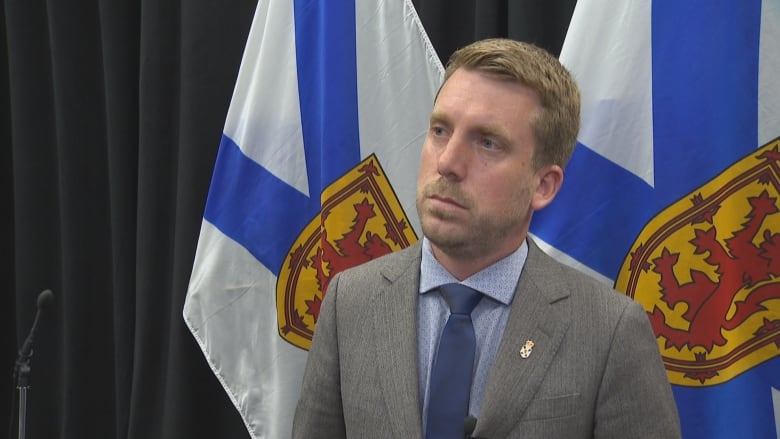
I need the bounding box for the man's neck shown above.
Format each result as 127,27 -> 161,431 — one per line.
431,236 -> 526,281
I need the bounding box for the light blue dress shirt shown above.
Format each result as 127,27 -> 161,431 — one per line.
418,237 -> 528,428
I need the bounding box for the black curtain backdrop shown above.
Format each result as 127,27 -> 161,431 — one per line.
2,1 -> 575,437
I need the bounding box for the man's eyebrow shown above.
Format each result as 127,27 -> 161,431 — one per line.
428,109 -> 451,125
428,110 -> 512,144
477,123 -> 511,141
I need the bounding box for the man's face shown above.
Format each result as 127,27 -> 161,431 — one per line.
416,68 -> 559,271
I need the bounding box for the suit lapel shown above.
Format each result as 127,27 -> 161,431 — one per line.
373,244 -> 425,438
474,240 -> 572,438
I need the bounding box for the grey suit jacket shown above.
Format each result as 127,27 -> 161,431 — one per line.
293,239 -> 681,438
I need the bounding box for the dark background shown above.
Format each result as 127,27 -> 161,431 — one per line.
2,0 -> 575,437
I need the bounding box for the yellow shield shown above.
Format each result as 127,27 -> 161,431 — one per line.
276,154 -> 418,350
616,138 -> 780,386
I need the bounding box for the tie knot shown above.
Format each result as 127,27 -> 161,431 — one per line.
439,283 -> 482,315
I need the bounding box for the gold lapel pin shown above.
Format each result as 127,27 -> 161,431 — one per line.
519,340 -> 535,359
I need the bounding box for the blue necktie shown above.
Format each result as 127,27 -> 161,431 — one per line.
426,283 -> 482,439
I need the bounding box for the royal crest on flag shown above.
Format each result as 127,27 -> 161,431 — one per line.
617,138 -> 780,386
277,154 -> 418,350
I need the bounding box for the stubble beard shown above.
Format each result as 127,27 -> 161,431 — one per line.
416,180 -> 528,260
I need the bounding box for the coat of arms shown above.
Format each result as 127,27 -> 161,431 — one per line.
616,138 -> 780,386
276,154 -> 417,350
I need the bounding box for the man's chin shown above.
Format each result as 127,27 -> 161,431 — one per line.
421,226 -> 467,252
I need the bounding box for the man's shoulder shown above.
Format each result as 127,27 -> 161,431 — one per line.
336,241 -> 421,282
527,239 -> 635,306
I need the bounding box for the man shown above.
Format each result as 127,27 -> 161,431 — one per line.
293,39 -> 681,438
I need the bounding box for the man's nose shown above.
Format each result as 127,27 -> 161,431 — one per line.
436,134 -> 470,180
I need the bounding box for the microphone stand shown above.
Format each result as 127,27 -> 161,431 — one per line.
12,289 -> 54,439
13,351 -> 33,439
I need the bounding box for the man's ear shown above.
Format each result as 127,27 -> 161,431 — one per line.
531,164 -> 564,211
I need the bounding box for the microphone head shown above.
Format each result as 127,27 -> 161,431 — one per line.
37,289 -> 55,310
464,415 -> 477,435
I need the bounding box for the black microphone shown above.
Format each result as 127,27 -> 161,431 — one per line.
464,415 -> 477,438
14,289 -> 55,387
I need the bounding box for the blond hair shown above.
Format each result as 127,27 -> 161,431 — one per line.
443,38 -> 580,169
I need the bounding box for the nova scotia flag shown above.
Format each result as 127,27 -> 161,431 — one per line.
183,1 -> 443,437
531,0 -> 780,437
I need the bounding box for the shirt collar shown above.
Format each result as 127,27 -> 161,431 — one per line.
419,237 -> 528,305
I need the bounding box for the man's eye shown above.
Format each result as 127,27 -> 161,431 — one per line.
432,127 -> 445,136
481,138 -> 496,149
